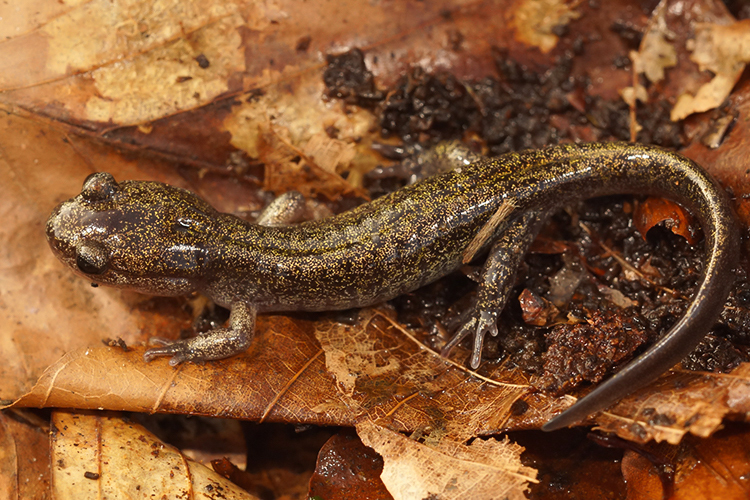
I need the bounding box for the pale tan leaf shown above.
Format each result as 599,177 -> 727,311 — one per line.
631,0 -> 678,83
672,20 -> 750,120
357,420 -> 537,500
509,0 -> 581,54
624,0 -> 735,123
0,110 -> 169,402
51,410 -> 259,499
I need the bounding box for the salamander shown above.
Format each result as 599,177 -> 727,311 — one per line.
45,142 -> 740,430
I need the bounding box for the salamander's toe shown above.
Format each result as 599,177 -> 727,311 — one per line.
440,309 -> 499,370
143,340 -> 192,365
468,310 -> 498,369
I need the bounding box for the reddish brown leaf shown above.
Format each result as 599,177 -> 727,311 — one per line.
309,429 -> 390,500
0,411 -> 50,499
634,197 -> 699,245
622,424 -> 750,499
519,288 -> 560,326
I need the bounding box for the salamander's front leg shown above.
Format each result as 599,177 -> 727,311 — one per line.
256,191 -> 306,226
442,210 -> 548,369
144,302 -> 257,366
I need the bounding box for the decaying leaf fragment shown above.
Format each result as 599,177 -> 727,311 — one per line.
623,0 -> 741,122
314,311 -> 532,439
356,420 -> 537,500
592,362 -> 750,444
315,312 -> 402,398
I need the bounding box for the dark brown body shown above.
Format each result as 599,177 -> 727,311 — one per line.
46,142 -> 740,430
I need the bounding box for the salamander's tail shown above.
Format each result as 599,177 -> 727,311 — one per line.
538,143 -> 740,431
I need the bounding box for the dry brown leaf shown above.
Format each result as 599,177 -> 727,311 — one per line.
51,410 -> 258,499
7,303 -> 750,447
315,311 -> 532,440
8,311 -> 535,438
302,132 -> 358,175
8,316 -> 353,426
0,0 -> 535,133
357,420 -> 537,500
622,0 -> 736,122
0,2 -> 240,90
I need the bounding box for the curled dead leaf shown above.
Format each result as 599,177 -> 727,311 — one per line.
634,197 -> 700,245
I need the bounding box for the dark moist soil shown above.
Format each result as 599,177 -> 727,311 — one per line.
323,46 -> 749,394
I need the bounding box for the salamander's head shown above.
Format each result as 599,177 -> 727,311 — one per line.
46,172 -> 217,295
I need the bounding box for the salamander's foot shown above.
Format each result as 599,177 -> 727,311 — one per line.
144,327 -> 251,366
255,191 -> 306,226
143,302 -> 256,366
144,338 -> 199,366
441,310 -> 499,369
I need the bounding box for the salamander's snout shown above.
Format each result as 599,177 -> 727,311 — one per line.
45,172 -> 121,275
46,198 -> 77,268
46,197 -> 110,278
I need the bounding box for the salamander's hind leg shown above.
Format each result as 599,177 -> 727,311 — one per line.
442,210 -> 549,369
144,302 -> 257,366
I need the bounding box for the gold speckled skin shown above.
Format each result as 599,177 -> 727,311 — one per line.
46,142 -> 740,429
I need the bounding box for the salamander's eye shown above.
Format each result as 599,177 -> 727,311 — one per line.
81,172 -> 119,203
174,217 -> 193,232
75,241 -> 109,275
